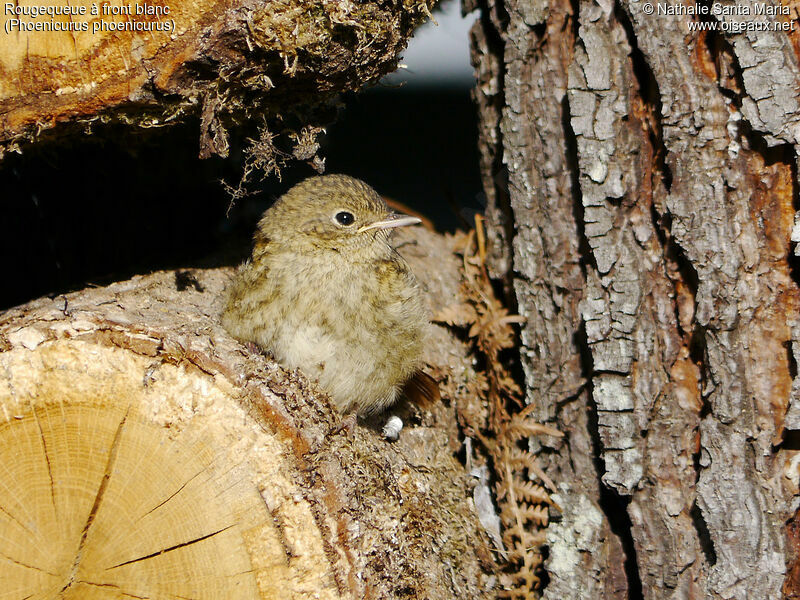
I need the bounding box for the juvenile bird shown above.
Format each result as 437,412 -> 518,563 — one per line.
222,174 -> 427,416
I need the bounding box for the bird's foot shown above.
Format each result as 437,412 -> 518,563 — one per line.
382,415 -> 404,441
331,412 -> 359,436
245,341 -> 264,355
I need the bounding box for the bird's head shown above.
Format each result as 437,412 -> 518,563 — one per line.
256,174 -> 421,259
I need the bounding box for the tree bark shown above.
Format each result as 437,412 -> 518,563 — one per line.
0,0 -> 434,159
0,227 -> 497,599
469,0 -> 800,598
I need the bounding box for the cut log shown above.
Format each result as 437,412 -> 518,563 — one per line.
0,0 -> 435,158
0,227 -> 496,599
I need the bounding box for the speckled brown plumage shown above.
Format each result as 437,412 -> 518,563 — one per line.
222,174 -> 427,415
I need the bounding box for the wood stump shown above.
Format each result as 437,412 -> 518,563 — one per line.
0,228 -> 496,599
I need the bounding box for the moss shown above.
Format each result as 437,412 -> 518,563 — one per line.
1,0 -> 438,173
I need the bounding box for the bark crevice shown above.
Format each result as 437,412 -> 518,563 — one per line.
599,487 -> 644,600
565,75 -> 642,595
614,4 -> 672,193
690,500 -> 717,567
580,317 -> 643,600
562,95 -> 595,278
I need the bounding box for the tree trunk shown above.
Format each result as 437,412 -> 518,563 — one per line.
0,227 -> 496,599
0,0 -> 434,159
469,0 -> 800,598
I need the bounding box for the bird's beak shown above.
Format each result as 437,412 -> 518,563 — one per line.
357,213 -> 422,234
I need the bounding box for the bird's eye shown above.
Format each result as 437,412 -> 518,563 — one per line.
334,211 -> 355,226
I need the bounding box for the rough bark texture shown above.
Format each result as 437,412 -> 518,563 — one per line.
469,0 -> 800,598
0,227 -> 497,599
0,0 -> 434,160
469,0 -> 630,596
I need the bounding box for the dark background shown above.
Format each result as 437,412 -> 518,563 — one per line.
0,88 -> 483,310
1,0 -> 483,310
